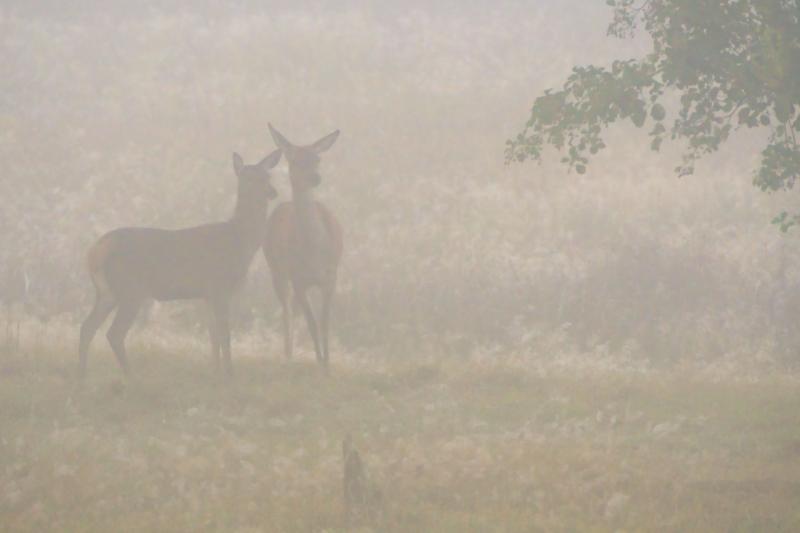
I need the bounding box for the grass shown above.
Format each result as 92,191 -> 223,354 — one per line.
2,338 -> 800,532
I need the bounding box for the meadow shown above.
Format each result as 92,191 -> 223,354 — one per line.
2,325 -> 800,532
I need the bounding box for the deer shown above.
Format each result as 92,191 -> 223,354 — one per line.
78,149 -> 282,379
1,256 -> 29,353
263,124 -> 343,372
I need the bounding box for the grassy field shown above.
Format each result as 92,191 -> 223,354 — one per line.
2,336 -> 800,532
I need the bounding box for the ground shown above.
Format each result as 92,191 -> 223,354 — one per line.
2,333 -> 800,532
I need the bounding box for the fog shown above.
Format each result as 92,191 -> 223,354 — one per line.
2,1 -> 799,531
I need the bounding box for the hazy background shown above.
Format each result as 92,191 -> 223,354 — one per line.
5,3 -> 800,531
1,0 -> 797,367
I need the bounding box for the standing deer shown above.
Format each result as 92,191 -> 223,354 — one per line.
263,124 -> 343,371
78,150 -> 281,378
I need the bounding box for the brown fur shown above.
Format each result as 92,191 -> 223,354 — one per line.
263,201 -> 343,271
263,200 -> 342,366
264,124 -> 344,370
86,234 -> 115,294
78,150 -> 281,378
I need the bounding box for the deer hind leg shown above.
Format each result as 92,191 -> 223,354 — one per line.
296,286 -> 325,370
320,282 -> 335,366
211,298 -> 233,377
106,299 -> 141,376
78,294 -> 116,378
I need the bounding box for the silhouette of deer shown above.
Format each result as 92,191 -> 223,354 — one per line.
1,257 -> 29,353
264,124 -> 343,371
78,150 -> 281,378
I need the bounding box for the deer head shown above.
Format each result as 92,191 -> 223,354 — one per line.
268,123 -> 340,192
232,149 -> 282,215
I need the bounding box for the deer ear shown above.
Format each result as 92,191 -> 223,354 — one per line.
232,152 -> 244,176
257,148 -> 282,170
310,129 -> 340,154
268,123 -> 293,152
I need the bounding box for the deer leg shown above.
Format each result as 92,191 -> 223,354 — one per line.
285,290 -> 294,360
274,278 -> 293,359
206,303 -> 221,374
211,298 -> 233,377
79,296 -> 116,378
320,283 -> 335,366
297,287 -> 325,369
106,299 -> 141,376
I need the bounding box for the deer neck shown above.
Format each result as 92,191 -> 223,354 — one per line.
291,184 -> 327,250
231,197 -> 268,258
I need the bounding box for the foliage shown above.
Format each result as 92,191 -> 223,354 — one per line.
507,0 -> 800,226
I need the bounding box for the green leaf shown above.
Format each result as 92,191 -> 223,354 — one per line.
631,108 -> 646,128
506,0 -> 800,231
651,137 -> 663,151
650,103 -> 666,121
775,95 -> 793,123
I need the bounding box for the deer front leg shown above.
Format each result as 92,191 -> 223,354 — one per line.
273,276 -> 294,360
296,286 -> 325,371
206,302 -> 221,374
